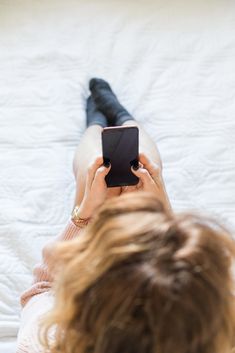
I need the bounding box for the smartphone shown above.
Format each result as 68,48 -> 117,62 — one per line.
102,126 -> 139,187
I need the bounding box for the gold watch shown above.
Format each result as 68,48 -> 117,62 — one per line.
71,206 -> 90,228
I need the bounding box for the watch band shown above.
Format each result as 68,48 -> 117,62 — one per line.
71,206 -> 90,228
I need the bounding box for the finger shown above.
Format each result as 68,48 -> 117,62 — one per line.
94,164 -> 111,183
131,162 -> 143,171
107,187 -> 122,198
124,185 -> 137,193
121,186 -> 129,193
131,166 -> 154,186
139,153 -> 161,179
139,152 -> 150,164
137,179 -> 143,189
139,153 -> 156,169
121,185 -> 138,194
86,157 -> 104,188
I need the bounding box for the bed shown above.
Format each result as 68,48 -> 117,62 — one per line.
0,0 -> 235,351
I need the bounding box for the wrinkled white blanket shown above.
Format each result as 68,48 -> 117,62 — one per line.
0,0 -> 235,351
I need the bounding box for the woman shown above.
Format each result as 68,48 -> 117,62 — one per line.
17,79 -> 235,353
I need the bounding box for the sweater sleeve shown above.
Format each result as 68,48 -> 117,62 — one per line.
20,220 -> 86,308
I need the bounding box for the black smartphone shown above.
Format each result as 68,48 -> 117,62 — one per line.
102,126 -> 139,187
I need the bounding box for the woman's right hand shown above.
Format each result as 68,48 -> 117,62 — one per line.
77,157 -> 111,219
129,153 -> 172,212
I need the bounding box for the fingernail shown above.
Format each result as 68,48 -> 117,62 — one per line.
104,161 -> 111,168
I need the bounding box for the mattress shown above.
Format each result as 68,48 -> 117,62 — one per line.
0,0 -> 235,351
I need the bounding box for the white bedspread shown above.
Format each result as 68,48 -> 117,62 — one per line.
0,0 -> 235,351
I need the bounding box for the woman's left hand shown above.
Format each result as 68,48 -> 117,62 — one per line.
78,157 -> 111,219
121,153 -> 172,212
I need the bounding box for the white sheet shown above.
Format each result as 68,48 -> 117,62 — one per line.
0,0 -> 235,351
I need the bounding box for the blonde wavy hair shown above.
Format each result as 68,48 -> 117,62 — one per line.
41,192 -> 235,353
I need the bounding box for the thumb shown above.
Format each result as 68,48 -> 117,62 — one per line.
94,164 -> 111,181
131,166 -> 153,186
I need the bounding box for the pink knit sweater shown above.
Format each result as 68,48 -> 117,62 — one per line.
16,220 -> 85,353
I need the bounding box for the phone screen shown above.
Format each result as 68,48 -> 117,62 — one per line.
102,126 -> 139,187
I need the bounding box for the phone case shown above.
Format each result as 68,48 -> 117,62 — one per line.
102,126 -> 139,187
